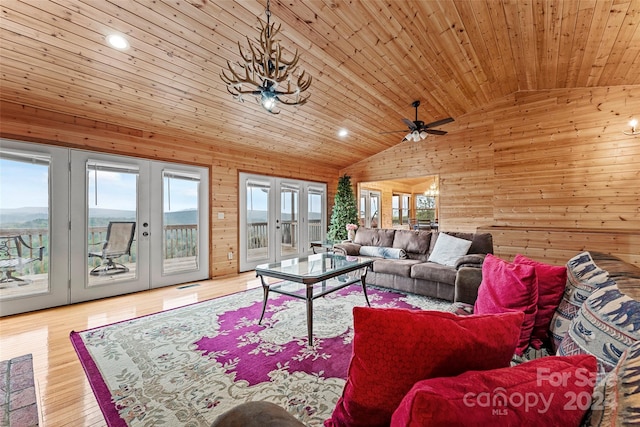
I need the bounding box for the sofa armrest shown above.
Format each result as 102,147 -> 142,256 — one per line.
455,253 -> 487,270
333,242 -> 361,256
454,266 -> 483,305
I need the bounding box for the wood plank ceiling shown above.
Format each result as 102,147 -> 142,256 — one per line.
1,0 -> 639,169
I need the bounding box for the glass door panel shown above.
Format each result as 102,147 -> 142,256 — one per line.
370,192 -> 380,228
0,153 -> 50,297
162,170 -> 199,274
0,141 -> 69,316
245,178 -> 272,265
150,163 -> 208,288
86,161 -> 139,287
279,183 -> 299,259
308,187 -> 324,247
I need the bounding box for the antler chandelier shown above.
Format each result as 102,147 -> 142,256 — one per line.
220,0 -> 312,114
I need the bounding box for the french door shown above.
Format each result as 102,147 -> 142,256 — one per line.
239,173 -> 326,272
0,139 -> 209,316
360,189 -> 381,228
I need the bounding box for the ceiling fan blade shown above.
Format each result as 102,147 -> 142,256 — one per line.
402,118 -> 417,130
424,117 -> 454,128
424,129 -> 448,135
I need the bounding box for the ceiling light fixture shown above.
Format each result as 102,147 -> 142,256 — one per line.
624,118 -> 639,136
220,0 -> 312,114
404,130 -> 428,143
338,129 -> 348,137
105,34 -> 129,50
424,182 -> 439,197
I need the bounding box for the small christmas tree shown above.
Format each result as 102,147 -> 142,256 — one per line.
328,174 -> 359,241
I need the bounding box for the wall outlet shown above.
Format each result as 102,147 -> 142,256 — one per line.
228,252 -> 233,260
218,212 -> 225,220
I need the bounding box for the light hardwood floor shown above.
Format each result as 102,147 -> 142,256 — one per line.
0,272 -> 259,426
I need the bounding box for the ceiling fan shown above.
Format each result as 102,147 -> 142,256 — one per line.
381,101 -> 454,142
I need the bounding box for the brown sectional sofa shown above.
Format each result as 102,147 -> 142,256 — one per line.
333,228 -> 493,303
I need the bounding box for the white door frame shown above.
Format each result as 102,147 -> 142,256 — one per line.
239,173 -> 326,272
69,151 -> 151,303
0,140 -> 210,314
0,140 -> 69,316
150,162 -> 209,288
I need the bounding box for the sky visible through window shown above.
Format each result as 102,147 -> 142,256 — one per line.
0,159 -> 48,209
0,159 -> 198,212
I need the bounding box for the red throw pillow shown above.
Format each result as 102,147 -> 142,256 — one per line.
391,354 -> 597,427
324,308 -> 524,427
514,254 -> 567,349
474,254 -> 538,355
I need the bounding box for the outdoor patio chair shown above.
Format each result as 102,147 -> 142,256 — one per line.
88,221 -> 136,276
0,235 -> 45,285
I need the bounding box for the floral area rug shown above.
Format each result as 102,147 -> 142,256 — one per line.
70,284 -> 453,426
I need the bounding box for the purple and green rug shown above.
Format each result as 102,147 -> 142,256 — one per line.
70,285 -> 453,426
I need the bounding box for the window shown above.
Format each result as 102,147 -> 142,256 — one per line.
392,193 -> 411,225
415,195 -> 437,222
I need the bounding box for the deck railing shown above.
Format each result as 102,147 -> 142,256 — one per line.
1,219 -> 324,275
0,224 -> 201,274
248,220 -> 323,249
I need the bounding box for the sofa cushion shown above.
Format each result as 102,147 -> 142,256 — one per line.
392,230 -> 431,254
441,232 -> 494,255
410,262 -> 457,284
353,228 -> 395,247
391,355 -> 597,427
324,308 -> 524,427
427,233 -> 472,267
474,254 -> 539,355
586,341 -> 640,426
558,281 -> 640,374
373,259 -> 420,277
359,246 -> 406,259
514,254 -> 567,350
550,252 -> 616,352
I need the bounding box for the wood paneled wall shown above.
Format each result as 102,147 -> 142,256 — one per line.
0,100 -> 340,277
343,86 -> 640,266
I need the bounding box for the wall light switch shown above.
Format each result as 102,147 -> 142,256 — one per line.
228,252 -> 233,260
218,212 -> 225,220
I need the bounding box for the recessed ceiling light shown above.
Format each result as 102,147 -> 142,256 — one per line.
338,129 -> 348,137
106,34 -> 129,50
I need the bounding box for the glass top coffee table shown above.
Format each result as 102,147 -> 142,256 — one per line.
255,253 -> 374,345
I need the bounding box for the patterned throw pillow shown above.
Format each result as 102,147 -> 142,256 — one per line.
586,341 -> 640,426
550,252 -> 615,352
558,282 -> 640,375
324,308 -> 524,427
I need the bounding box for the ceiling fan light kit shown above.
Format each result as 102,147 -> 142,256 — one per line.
382,100 -> 454,142
220,0 -> 312,114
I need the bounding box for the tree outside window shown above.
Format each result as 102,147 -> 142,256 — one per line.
415,195 -> 437,221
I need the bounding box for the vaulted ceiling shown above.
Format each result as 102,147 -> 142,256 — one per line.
1,1 -> 639,169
